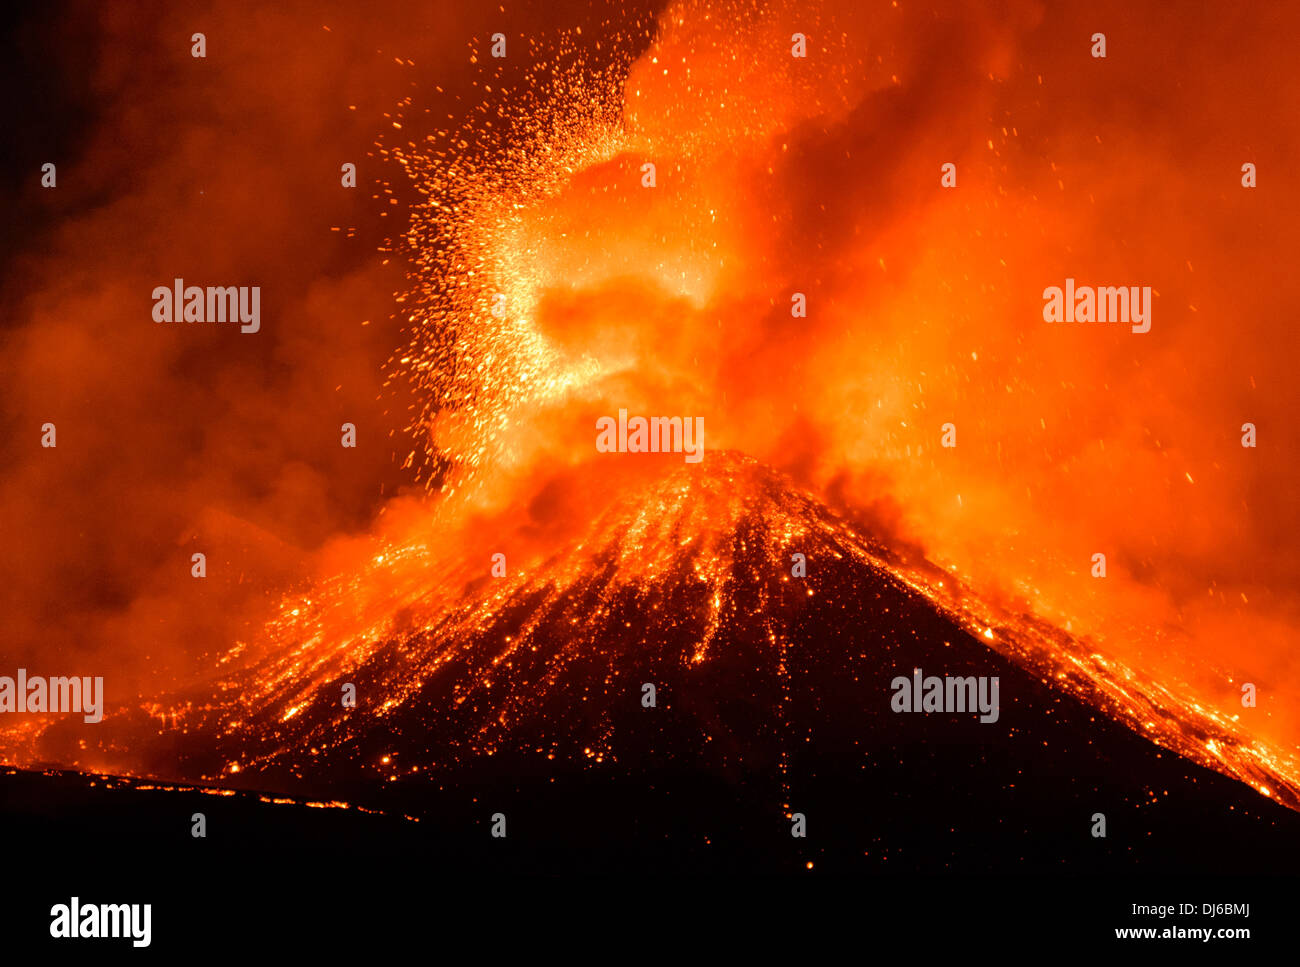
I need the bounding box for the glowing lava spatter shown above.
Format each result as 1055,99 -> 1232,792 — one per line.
376,27 -> 643,495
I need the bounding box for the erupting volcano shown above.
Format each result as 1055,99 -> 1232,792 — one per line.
3,0 -> 1300,886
